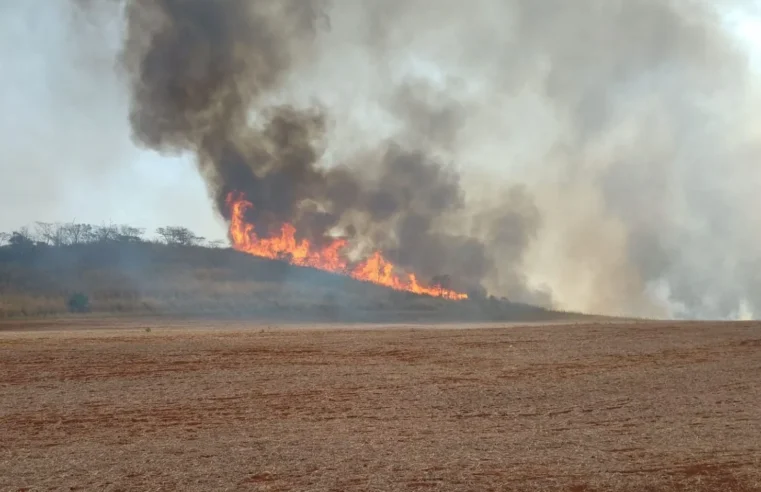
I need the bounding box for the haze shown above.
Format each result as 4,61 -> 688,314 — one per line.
1,0 -> 760,319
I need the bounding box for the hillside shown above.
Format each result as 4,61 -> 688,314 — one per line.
0,239 -> 573,322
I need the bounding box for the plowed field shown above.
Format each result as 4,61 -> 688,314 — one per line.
1,320 -> 760,491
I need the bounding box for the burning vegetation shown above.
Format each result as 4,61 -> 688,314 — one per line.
227,192 -> 468,300
0,220 -> 566,320
119,0 -> 501,305
55,0 -> 758,319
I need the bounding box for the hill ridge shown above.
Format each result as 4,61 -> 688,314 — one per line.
0,240 -> 577,322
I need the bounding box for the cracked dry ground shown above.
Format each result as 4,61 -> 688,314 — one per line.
1,321 -> 760,491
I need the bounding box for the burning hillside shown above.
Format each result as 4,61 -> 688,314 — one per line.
118,1 -> 490,305
226,192 -> 468,300
92,0 -> 760,318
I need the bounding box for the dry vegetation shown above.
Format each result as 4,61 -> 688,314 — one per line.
1,319 -> 760,491
0,239 -> 565,322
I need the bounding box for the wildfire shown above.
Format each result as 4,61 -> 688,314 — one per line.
226,192 -> 468,300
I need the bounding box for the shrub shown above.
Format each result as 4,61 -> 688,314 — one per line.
67,293 -> 91,313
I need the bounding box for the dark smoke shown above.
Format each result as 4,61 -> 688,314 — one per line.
121,0 -> 504,294
63,0 -> 760,318
123,0 -> 339,237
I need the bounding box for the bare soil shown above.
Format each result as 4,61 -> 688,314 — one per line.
1,319 -> 760,491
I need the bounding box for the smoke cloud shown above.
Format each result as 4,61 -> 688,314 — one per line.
69,0 -> 761,318
0,0 -> 228,237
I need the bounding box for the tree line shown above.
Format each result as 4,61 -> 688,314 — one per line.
0,222 -> 227,249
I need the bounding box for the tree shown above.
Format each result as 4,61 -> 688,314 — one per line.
35,222 -> 66,246
61,223 -> 93,245
2,222 -> 149,247
90,224 -> 120,243
117,225 -> 145,243
156,226 -> 204,246
35,222 -> 98,246
8,229 -> 37,249
206,239 -> 226,249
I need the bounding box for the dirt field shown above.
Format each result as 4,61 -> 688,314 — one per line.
1,320 -> 760,491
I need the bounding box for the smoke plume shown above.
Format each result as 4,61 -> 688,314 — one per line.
79,0 -> 761,318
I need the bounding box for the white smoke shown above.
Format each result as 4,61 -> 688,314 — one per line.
2,0 -> 760,319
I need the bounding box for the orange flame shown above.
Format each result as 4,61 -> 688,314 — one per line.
226,192 -> 468,300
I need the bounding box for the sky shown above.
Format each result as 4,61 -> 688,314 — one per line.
1,1 -> 759,242
0,1 -> 224,240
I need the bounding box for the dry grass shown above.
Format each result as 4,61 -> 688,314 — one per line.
1,319 -> 760,491
0,243 -> 569,322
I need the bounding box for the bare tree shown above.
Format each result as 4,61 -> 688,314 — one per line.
117,225 -> 145,242
206,239 -> 227,249
91,224 -> 120,243
8,229 -> 37,249
61,223 -> 93,245
15,226 -> 35,243
3,222 -> 151,246
34,222 -> 66,246
156,226 -> 204,246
